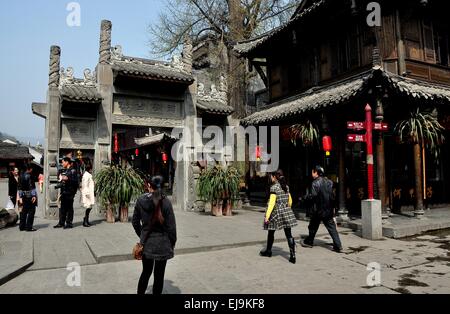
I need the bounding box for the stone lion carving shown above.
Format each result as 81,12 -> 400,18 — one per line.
111,45 -> 123,61
60,67 -> 74,85
83,68 -> 96,86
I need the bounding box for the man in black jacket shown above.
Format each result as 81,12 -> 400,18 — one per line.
54,157 -> 79,229
18,165 -> 37,232
301,166 -> 343,253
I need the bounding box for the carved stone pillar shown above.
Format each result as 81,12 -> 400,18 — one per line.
182,35 -> 193,74
99,20 -> 112,64
45,45 -> 62,219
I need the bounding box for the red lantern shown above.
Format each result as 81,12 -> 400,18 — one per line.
162,152 -> 168,164
322,136 -> 332,156
255,146 -> 262,162
135,148 -> 139,157
114,133 -> 119,153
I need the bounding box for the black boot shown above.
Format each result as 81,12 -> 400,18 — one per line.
288,238 -> 296,264
83,217 -> 90,227
259,248 -> 272,257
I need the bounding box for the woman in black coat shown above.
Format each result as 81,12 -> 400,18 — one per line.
132,175 -> 177,295
8,168 -> 20,208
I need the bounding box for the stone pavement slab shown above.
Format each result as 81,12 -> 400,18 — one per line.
0,238 -> 33,286
347,207 -> 450,238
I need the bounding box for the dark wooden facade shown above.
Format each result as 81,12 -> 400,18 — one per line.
238,0 -> 450,215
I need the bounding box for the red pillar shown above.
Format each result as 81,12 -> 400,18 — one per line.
365,104 -> 374,200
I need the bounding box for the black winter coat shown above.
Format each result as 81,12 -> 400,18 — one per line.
132,193 -> 177,260
306,176 -> 335,218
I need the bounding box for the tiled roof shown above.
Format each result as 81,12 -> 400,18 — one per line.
383,73 -> 450,102
0,142 -> 34,160
242,68 -> 450,125
234,0 -> 326,56
60,84 -> 102,102
197,100 -> 234,115
112,56 -> 194,84
242,70 -> 373,125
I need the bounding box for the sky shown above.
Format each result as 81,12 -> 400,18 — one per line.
0,0 -> 165,145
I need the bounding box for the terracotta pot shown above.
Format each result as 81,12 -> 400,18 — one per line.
222,199 -> 233,216
106,205 -> 115,223
211,200 -> 223,217
120,206 -> 129,222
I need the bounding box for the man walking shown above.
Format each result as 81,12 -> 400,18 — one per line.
300,166 -> 343,253
18,164 -> 37,232
54,157 -> 79,229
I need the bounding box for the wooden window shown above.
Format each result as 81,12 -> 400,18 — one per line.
422,19 -> 436,62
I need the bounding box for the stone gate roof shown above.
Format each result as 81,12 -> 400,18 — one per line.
197,100 -> 234,115
60,82 -> 102,103
111,55 -> 194,84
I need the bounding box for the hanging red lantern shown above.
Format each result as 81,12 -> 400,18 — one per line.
255,146 -> 262,162
322,136 -> 332,156
114,133 -> 119,153
135,148 -> 139,157
162,152 -> 168,164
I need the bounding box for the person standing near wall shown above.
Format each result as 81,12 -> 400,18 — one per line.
18,165 -> 37,232
54,157 -> 79,229
81,165 -> 95,227
8,167 -> 20,209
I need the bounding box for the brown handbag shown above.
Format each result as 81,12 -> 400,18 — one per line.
132,242 -> 144,260
133,218 -> 153,260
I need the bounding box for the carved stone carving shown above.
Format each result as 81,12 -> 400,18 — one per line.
49,45 -> 61,87
111,45 -> 123,61
197,76 -> 228,104
60,67 -> 74,85
172,55 -> 184,71
99,20 -> 112,64
61,120 -> 94,144
182,35 -> 193,73
197,83 -> 205,96
113,96 -> 182,119
83,69 -> 96,86
112,115 -> 183,128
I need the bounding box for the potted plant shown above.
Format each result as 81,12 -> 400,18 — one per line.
395,108 -> 445,215
197,164 -> 241,216
288,120 -> 320,146
222,166 -> 241,216
95,165 -> 145,223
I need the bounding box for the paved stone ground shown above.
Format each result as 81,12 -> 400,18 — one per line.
1,180 -> 450,293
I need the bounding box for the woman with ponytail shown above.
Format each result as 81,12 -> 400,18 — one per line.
260,169 -> 298,264
132,175 -> 177,294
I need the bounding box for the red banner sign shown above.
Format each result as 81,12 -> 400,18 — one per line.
347,134 -> 366,142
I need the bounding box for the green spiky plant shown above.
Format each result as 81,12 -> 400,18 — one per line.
289,120 -> 320,146
394,108 -> 445,213
95,165 -> 145,223
197,164 -> 241,216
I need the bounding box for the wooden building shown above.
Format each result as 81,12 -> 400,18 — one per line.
235,0 -> 450,217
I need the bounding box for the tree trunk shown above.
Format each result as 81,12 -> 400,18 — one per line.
413,143 -> 424,214
228,0 -> 247,118
120,205 -> 129,223
106,204 -> 115,223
